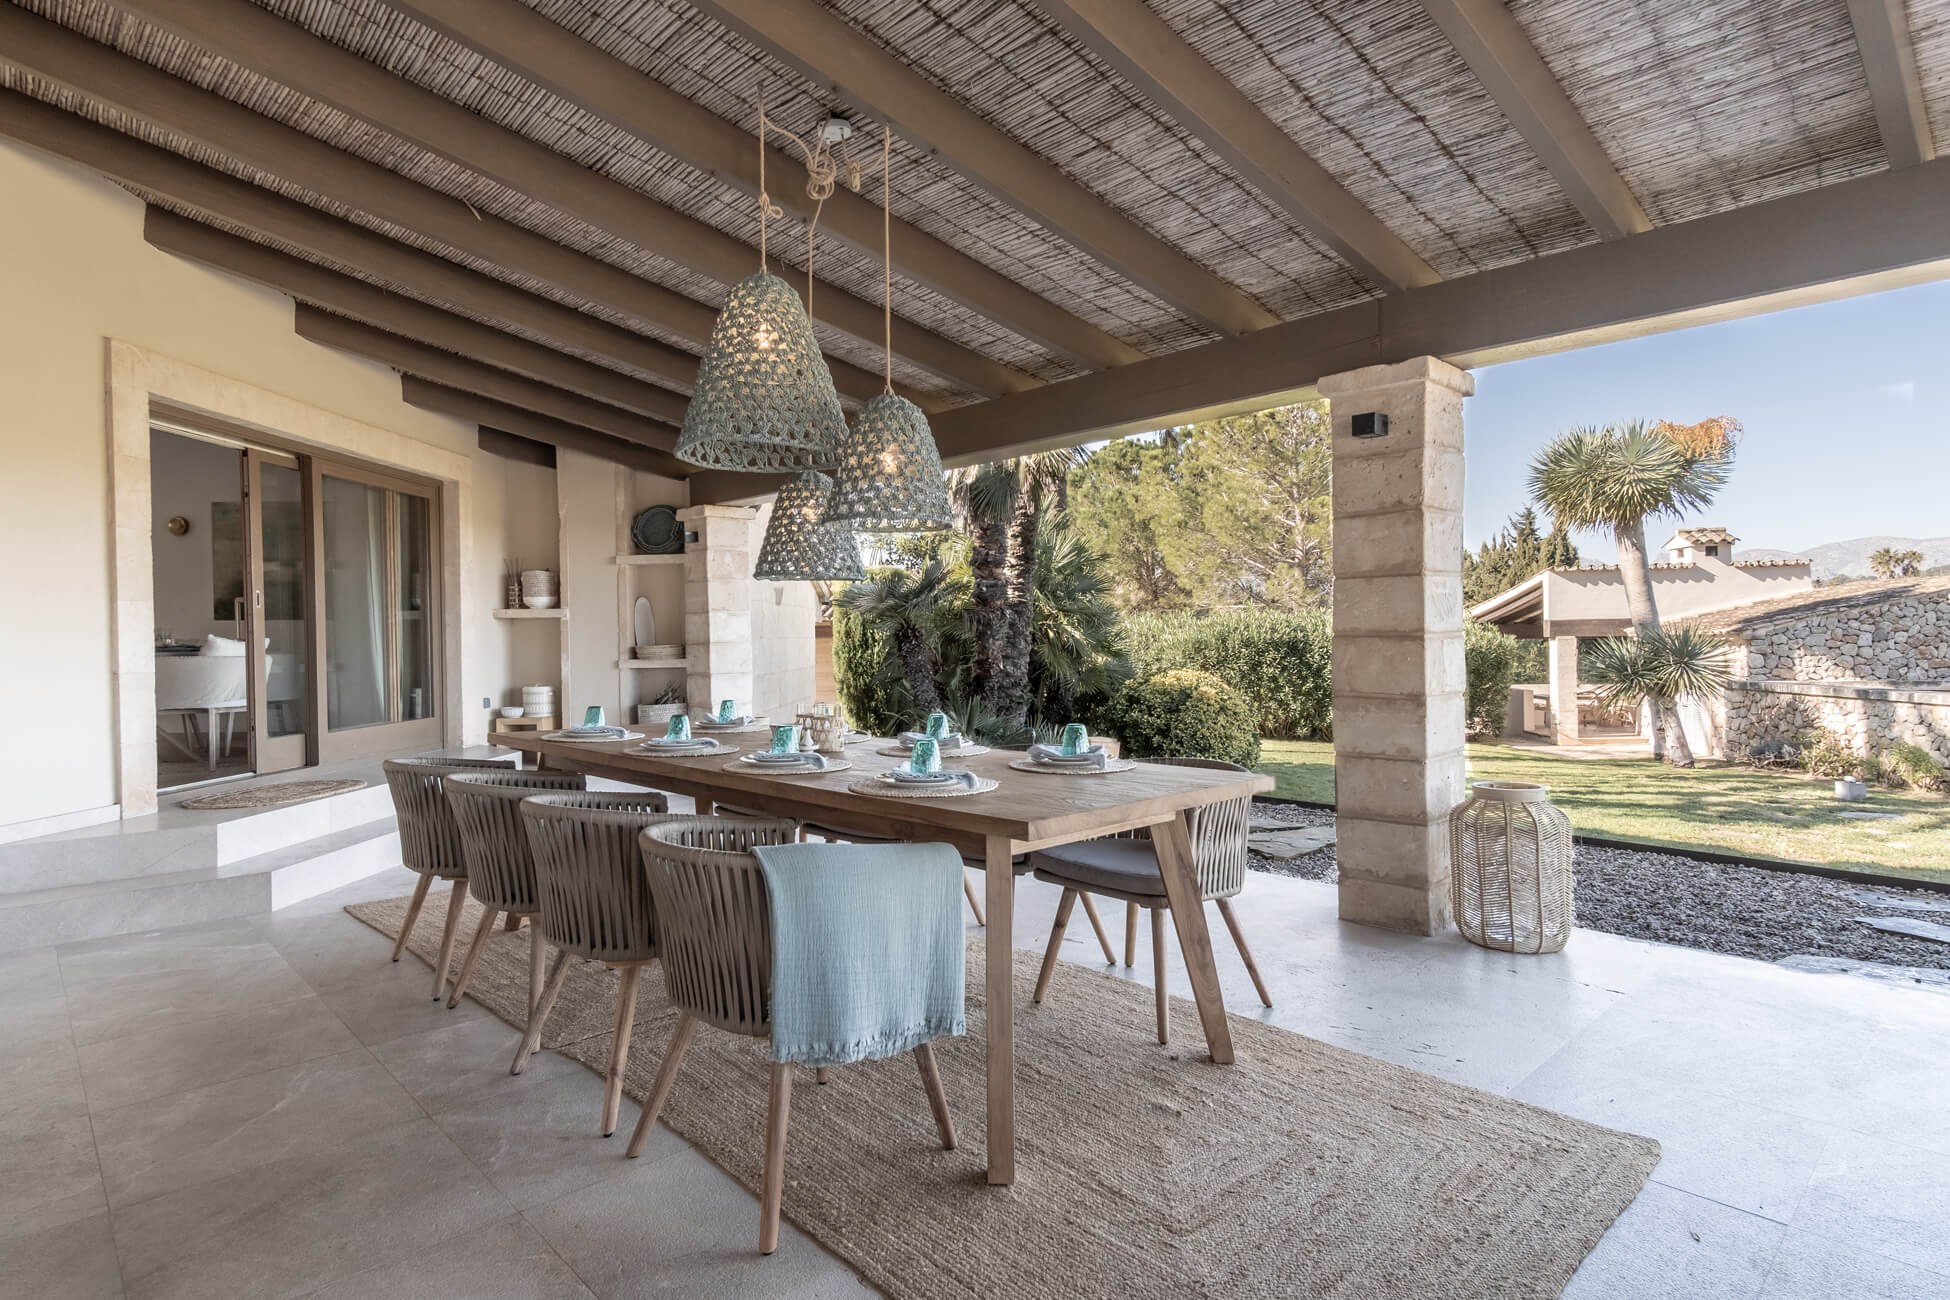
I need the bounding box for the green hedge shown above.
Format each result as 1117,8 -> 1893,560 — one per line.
1462,619 -> 1523,738
831,604 -> 905,737
1103,669 -> 1261,768
1123,610 -> 1332,740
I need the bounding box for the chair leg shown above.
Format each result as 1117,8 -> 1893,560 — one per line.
445,905 -> 500,1008
602,965 -> 644,1137
504,911 -> 523,932
814,1067 -> 830,1085
913,1041 -> 955,1150
1124,900 -> 1139,967
760,1063 -> 794,1255
392,874 -> 432,962
511,950 -> 574,1076
1033,888 -> 1078,1004
626,1012 -> 698,1158
527,919 -> 547,1016
432,880 -> 470,1001
962,870 -> 985,926
1151,906 -> 1169,1045
1215,897 -> 1273,1007
1076,892 -> 1116,964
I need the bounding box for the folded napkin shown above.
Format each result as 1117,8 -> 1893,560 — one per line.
1029,742 -> 1108,768
644,737 -> 716,750
564,724 -> 627,738
889,768 -> 979,788
696,714 -> 758,728
898,730 -> 964,750
752,840 -> 966,1067
750,751 -> 828,769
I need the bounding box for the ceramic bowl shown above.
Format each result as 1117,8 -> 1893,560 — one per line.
521,594 -> 558,609
498,706 -> 525,718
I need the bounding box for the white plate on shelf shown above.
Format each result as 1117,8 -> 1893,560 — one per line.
632,595 -> 654,647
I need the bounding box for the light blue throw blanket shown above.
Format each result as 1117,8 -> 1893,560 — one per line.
751,840 -> 967,1067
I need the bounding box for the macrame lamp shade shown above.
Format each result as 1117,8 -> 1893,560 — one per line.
752,471 -> 865,582
676,272 -> 848,472
825,393 -> 953,533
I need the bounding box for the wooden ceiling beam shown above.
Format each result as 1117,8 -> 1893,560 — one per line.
1420,0 -> 1651,241
1846,0 -> 1936,168
688,0 -> 1277,337
404,378 -> 688,480
104,0 -> 1035,398
0,90 -> 703,392
389,0 -> 1143,373
929,153 -> 1950,460
1036,0 -> 1438,293
144,208 -> 689,424
293,306 -> 680,457
0,4 -> 905,407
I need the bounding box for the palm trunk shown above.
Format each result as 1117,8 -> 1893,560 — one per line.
893,626 -> 942,716
968,516 -> 1008,706
991,488 -> 1038,724
1614,519 -> 1695,766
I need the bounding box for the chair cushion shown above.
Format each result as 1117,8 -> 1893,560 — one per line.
1029,837 -> 1166,900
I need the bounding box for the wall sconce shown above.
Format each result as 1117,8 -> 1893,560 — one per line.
1352,413 -> 1389,439
166,515 -> 190,536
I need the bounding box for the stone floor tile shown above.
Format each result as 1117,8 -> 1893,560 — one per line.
1789,1129 -> 1950,1277
55,919 -> 271,992
1562,1182 -> 1783,1300
310,954 -> 495,1048
1758,1232 -> 1950,1299
303,1214 -> 594,1300
76,994 -> 359,1112
0,1112 -> 107,1240
252,906 -> 399,995
370,1013 -> 580,1114
112,1117 -> 511,1300
91,1047 -> 423,1209
524,1148 -> 872,1300
0,1028 -> 89,1129
0,1212 -> 124,1300
64,952 -> 315,1046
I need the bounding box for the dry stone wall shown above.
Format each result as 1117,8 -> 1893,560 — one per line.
1723,681 -> 1950,764
1736,588 -> 1950,682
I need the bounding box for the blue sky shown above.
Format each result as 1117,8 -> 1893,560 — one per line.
1461,277 -> 1950,561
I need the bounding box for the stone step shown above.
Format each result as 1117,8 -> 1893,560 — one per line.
0,821 -> 402,953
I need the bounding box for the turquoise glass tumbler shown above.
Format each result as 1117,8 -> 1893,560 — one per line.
717,699 -> 737,723
583,706 -> 605,727
1060,723 -> 1089,756
924,712 -> 950,739
666,715 -> 691,742
908,737 -> 941,774
770,725 -> 801,754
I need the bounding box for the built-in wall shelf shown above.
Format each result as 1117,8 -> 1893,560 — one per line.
613,553 -> 687,567
617,658 -> 688,670
493,608 -> 566,620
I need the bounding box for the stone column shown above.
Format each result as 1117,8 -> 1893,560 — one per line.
1548,635 -> 1580,743
1319,357 -> 1471,935
677,505 -> 757,717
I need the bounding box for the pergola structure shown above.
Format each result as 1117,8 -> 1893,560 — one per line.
4,0 -> 1947,933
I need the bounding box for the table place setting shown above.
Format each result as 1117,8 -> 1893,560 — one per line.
691,697 -> 771,734
724,724 -> 853,775
874,710 -> 990,758
542,707 -> 642,743
1008,723 -> 1135,775
850,735 -> 999,798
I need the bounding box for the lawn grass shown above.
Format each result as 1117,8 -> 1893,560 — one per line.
1257,739 -> 1950,885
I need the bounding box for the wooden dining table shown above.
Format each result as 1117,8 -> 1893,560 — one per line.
497,729 -> 1274,1185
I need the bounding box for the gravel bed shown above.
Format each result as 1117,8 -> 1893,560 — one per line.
1247,799 -> 1950,971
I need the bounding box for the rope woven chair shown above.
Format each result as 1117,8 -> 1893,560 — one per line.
1028,757 -> 1271,1045
382,755 -> 523,1000
629,816 -> 957,1255
514,790 -> 673,1135
441,769 -> 587,1011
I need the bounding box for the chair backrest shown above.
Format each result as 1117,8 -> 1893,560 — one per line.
382,756 -> 522,876
638,816 -> 799,1038
519,791 -> 672,964
443,770 -> 586,912
1142,757 -> 1252,900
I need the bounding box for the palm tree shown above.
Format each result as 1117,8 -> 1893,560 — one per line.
1870,546 -> 1925,578
1025,514 -> 1126,725
1528,417 -> 1739,766
1584,627 -> 1734,742
831,560 -> 949,717
948,463 -> 1013,709
996,448 -> 1085,725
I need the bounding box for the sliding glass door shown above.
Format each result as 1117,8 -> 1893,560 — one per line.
244,449 -> 310,774
312,460 -> 441,761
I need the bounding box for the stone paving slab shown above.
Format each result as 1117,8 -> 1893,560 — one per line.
1853,916 -> 1950,944
1248,827 -> 1338,860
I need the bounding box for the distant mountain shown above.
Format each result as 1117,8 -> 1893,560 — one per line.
1739,536 -> 1950,581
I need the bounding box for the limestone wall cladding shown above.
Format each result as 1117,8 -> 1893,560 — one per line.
1734,589 -> 1950,682
1722,681 -> 1950,764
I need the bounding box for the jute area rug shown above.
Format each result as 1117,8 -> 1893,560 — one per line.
350,892 -> 1657,1299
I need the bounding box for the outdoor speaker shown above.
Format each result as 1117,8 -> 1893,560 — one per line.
1352,412 -> 1389,438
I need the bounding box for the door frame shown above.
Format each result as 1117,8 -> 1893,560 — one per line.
243,447 -> 310,775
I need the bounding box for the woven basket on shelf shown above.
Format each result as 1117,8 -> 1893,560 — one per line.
1448,782 -> 1573,954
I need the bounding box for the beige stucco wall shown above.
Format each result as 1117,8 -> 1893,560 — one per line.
0,141 -> 506,830
1543,556 -> 1812,627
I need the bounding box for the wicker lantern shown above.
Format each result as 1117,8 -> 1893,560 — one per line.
752,471 -> 864,581
675,272 -> 847,472
825,393 -> 954,533
1448,781 -> 1573,954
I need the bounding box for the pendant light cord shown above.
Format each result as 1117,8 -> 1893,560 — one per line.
881,125 -> 893,395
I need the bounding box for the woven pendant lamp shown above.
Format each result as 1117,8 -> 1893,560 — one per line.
752,470 -> 864,581
827,394 -> 953,532
675,271 -> 848,472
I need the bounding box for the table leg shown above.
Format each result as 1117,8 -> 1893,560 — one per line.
983,834 -> 1015,1185
205,708 -> 218,771
1150,813 -> 1235,1064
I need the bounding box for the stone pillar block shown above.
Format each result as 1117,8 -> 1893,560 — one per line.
1320,356 -> 1473,936
1548,635 -> 1580,743
677,504 -> 757,714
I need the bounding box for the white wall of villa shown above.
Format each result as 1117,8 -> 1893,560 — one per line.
1537,555 -> 1813,632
